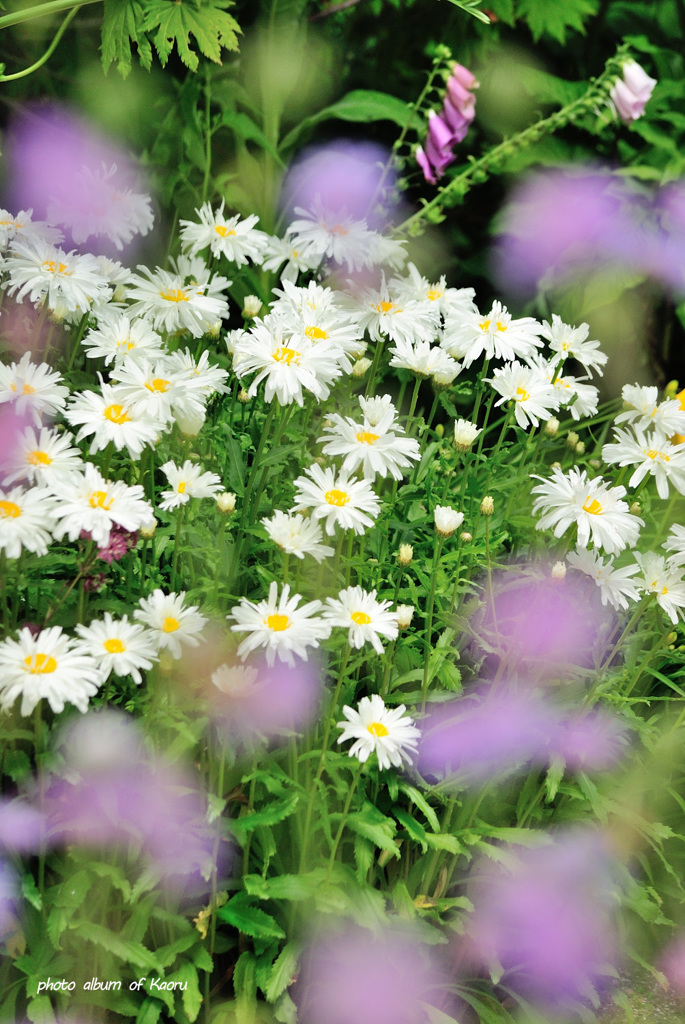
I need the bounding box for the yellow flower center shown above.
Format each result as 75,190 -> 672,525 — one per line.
305,326 -> 328,340
646,449 -> 670,462
27,450 -> 52,466
662,586 -> 669,595
515,386 -> 530,402
266,613 -> 290,631
677,388 -> 685,411
427,289 -> 443,301
159,288 -> 189,303
0,500 -> 21,518
162,616 -> 180,633
145,378 -> 171,393
479,319 -> 491,331
104,638 -> 125,653
24,653 -> 57,674
582,496 -> 603,516
177,481 -> 187,493
215,225 -> 236,237
496,320 -> 507,332
367,721 -> 389,737
10,382 -> 36,394
273,346 -> 300,365
351,610 -> 371,625
42,260 -> 70,275
356,430 -> 380,445
376,301 -> 401,314
89,490 -> 114,510
116,338 -> 135,351
325,489 -> 350,506
104,403 -> 130,424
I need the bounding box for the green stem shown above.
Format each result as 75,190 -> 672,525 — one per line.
422,535 -> 445,711
171,504 -> 187,592
0,5 -> 80,81
325,762 -> 364,882
0,0 -> 100,29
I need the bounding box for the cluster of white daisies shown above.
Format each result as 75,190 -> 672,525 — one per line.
1,192 -> 685,770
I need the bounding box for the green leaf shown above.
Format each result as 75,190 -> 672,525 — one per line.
221,111 -> 285,166
89,861 -> 133,901
265,942 -> 299,1003
280,90 -> 411,151
347,803 -> 400,859
545,756 -> 565,802
72,921 -> 161,971
136,998 -> 163,1024
397,781 -> 440,833
243,870 -> 325,902
515,0 -> 598,44
393,806 -> 427,850
169,962 -> 203,1023
442,0 -> 491,23
142,0 -> 241,72
423,833 -> 460,854
218,899 -> 286,940
21,873 -> 42,911
101,0 -> 153,77
234,951 -> 257,1024
231,794 -> 300,842
190,944 -> 214,972
26,995 -> 57,1024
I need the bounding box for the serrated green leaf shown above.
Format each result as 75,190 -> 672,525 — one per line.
72,921 -> 161,971
101,0 -> 153,76
516,0 -> 597,44
393,806 -> 427,850
243,870 -> 325,902
136,998 -> 163,1024
545,756 -> 565,802
21,873 -> 42,911
424,833 -> 461,854
89,861 -> 133,901
234,950 -> 257,1024
190,944 -> 214,971
347,804 -> 399,859
231,793 -> 300,842
168,962 -> 203,1022
26,995 -> 56,1024
218,899 -> 286,940
265,942 -> 299,1003
142,0 -> 241,72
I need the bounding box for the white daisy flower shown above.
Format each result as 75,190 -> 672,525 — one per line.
229,581 -> 331,666
358,394 -> 394,427
0,352 -> 69,427
489,361 -> 560,430
434,505 -> 465,537
5,236 -> 111,314
634,552 -> 685,624
93,256 -> 134,298
47,163 -> 154,251
211,662 -> 259,695
337,694 -> 420,771
0,208 -> 62,251
283,307 -> 366,372
324,586 -> 398,654
389,340 -> 461,384
346,278 -> 437,347
74,613 -> 159,684
0,485 -> 55,558
158,459 -> 222,511
179,202 -> 269,265
164,348 -> 230,398
262,234 -> 321,283
367,232 -> 409,271
442,300 -> 544,368
453,418 -> 481,452
272,279 -> 340,318
566,547 -> 640,610
233,317 -> 344,406
47,463 -> 155,546
615,384 -> 685,436
390,263 -> 476,321
664,524 -> 685,566
108,358 -> 206,428
291,463 -> 381,536
261,511 -> 334,562
319,396 -> 420,481
81,314 -> 166,366
602,426 -> 685,499
65,380 -> 163,459
286,198 -> 377,273
134,589 -> 207,659
1,426 -> 83,486
531,466 -> 643,555
125,264 -> 229,337
0,626 -> 101,715
540,316 -> 607,377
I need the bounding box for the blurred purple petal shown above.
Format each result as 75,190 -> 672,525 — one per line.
468,829 -> 618,1012
0,858 -> 18,938
0,799 -> 47,853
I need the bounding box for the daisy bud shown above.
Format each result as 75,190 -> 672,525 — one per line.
575,441 -> 585,455
551,561 -> 567,583
480,495 -> 494,516
216,491 -> 237,514
207,320 -> 222,339
566,431 -> 579,449
352,357 -> 373,378
551,461 -> 561,470
398,543 -> 414,566
238,388 -> 250,404
665,380 -> 679,399
140,520 -> 157,539
435,423 -> 444,438
453,418 -> 481,452
174,406 -> 206,438
544,417 -> 559,437
434,505 -> 464,536
242,295 -> 262,318
666,631 -> 678,646
396,605 -> 415,630
629,501 -> 642,516
589,459 -> 602,469
460,531 -> 472,543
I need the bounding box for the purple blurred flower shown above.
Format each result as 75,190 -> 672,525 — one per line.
0,858 -> 18,938
0,799 -> 47,853
4,104 -> 154,257
418,686 -> 627,784
468,829 -> 618,1012
209,657 -> 322,749
280,141 -> 396,229
97,524 -> 138,563
0,406 -> 33,480
417,63 -> 478,184
44,711 -> 227,890
661,934 -> 685,997
296,925 -> 452,1024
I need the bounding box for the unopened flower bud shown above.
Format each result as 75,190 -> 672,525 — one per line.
140,519 -> 157,539
158,651 -> 175,674
551,461 -> 561,470
575,441 -> 585,455
551,561 -> 566,583
242,295 -> 262,318
396,605 -> 415,630
216,491 -> 236,514
479,495 -> 494,516
352,357 -> 373,378
238,388 -> 250,404
666,631 -> 678,645
207,320 -> 222,339
629,501 -> 642,515
175,406 -> 206,438
665,380 -> 679,399
589,459 -> 601,469
460,531 -> 472,543
544,417 -> 559,437
566,431 -> 579,449
435,423 -> 444,438
434,505 -> 464,537
453,418 -> 481,452
398,543 -> 414,566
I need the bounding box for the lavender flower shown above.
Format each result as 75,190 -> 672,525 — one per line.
417,63 -> 478,185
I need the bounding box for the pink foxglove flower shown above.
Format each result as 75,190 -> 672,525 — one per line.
417,62 -> 478,184
610,60 -> 657,124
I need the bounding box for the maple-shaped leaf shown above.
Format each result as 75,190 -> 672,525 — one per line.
142,0 -> 241,72
101,0 -> 153,77
515,0 -> 597,44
